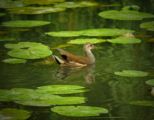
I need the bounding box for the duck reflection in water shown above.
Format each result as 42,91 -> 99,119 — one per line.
52,43 -> 96,84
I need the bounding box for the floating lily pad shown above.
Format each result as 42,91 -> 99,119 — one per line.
0,108 -> 31,120
68,38 -> 106,44
2,20 -> 50,28
15,96 -> 85,106
0,37 -> 15,41
37,85 -> 86,94
8,7 -> 65,15
5,42 -> 52,59
0,89 -> 13,102
51,106 -> 108,117
46,28 -> 134,37
114,70 -> 148,77
54,1 -> 98,8
140,21 -> 154,31
0,13 -> 5,17
98,10 -> 154,20
107,37 -> 141,44
23,0 -> 65,5
145,79 -> 154,86
2,58 -> 27,64
129,100 -> 154,107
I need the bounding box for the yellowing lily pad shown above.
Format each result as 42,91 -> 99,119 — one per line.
2,58 -> 27,64
23,0 -> 65,5
5,42 -> 52,59
0,108 -> 31,120
46,28 -> 134,37
68,38 -> 106,44
107,37 -> 141,44
129,100 -> 154,107
140,21 -> 154,31
54,1 -> 98,8
114,70 -> 148,77
2,20 -> 50,28
145,79 -> 154,86
37,85 -> 86,94
98,10 -> 154,20
51,106 -> 108,117
8,7 -> 65,15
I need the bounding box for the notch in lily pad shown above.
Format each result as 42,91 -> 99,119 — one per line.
140,21 -> 154,31
114,70 -> 149,77
2,20 -> 51,28
51,106 -> 108,117
0,108 -> 31,120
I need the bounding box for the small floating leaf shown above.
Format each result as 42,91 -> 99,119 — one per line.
54,1 -> 98,8
140,21 -> 154,31
107,37 -> 141,44
129,100 -> 154,107
2,20 -> 50,28
145,79 -> 154,86
0,37 -> 16,41
114,70 -> 148,77
0,13 -> 5,17
0,89 -> 12,102
68,38 -> 106,44
46,28 -> 134,37
2,58 -> 27,64
23,0 -> 65,5
8,7 -> 65,15
0,108 -> 31,120
98,10 -> 154,20
51,106 -> 108,117
5,42 -> 52,59
37,85 -> 86,94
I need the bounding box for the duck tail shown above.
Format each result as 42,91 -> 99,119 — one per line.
52,55 -> 65,64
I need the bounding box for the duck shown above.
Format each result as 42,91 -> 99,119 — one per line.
52,43 -> 95,67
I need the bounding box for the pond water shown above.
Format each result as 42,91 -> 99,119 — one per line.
0,0 -> 154,120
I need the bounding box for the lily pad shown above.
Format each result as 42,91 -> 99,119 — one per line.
0,89 -> 13,102
37,85 -> 86,94
0,37 -> 16,41
140,21 -> 154,31
114,70 -> 149,77
5,42 -> 52,59
98,10 -> 154,20
2,20 -> 50,28
8,7 -> 65,15
145,79 -> 154,86
2,58 -> 27,64
0,108 -> 31,120
51,106 -> 108,117
0,13 -> 5,17
15,96 -> 85,106
54,1 -> 98,8
129,100 -> 154,107
68,38 -> 106,44
46,28 -> 134,37
23,0 -> 65,5
107,37 -> 141,44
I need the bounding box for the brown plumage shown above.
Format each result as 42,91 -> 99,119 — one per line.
52,43 -> 95,67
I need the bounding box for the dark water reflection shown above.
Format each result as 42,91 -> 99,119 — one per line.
0,0 -> 154,120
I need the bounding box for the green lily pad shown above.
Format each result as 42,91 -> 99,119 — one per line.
0,13 -> 5,17
0,89 -> 13,102
129,100 -> 154,107
23,0 -> 65,5
98,10 -> 154,20
114,70 -> 148,77
140,21 -> 154,31
8,7 -> 65,15
5,42 -> 52,59
2,20 -> 50,28
0,37 -> 16,41
46,28 -> 134,37
15,96 -> 85,106
37,85 -> 86,94
51,106 -> 108,117
68,38 -> 106,44
107,37 -> 141,44
2,58 -> 27,64
54,1 -> 98,8
145,79 -> 154,86
0,108 -> 31,120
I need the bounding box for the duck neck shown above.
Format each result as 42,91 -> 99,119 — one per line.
85,49 -> 95,64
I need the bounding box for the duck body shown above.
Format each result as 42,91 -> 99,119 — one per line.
53,43 -> 95,67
